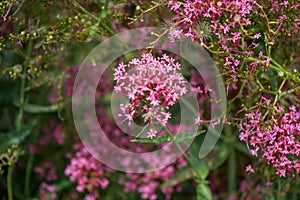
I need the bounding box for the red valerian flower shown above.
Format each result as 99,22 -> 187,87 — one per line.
114,53 -> 187,138
239,105 -> 300,177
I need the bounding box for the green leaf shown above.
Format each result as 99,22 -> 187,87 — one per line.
161,166 -> 194,188
131,130 -> 206,143
0,119 -> 38,153
175,130 -> 206,142
24,103 -> 64,113
189,141 -> 210,180
196,184 -> 212,200
279,98 -> 290,107
131,135 -> 172,143
234,141 -> 252,156
14,101 -> 65,114
262,69 -> 278,90
100,10 -> 107,18
85,23 -> 99,43
85,0 -> 109,43
209,142 -> 230,170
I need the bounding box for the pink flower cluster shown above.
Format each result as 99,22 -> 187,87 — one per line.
64,144 -> 110,200
168,0 -> 256,41
39,120 -> 64,146
166,0 -> 299,84
119,156 -> 187,200
114,53 -> 187,138
239,105 -> 300,177
35,161 -> 58,182
39,182 -> 57,200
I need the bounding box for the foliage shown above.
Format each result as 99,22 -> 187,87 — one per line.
0,0 -> 299,200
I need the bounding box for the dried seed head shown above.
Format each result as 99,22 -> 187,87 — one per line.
194,21 -> 212,41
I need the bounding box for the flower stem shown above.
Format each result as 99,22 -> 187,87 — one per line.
228,147 -> 236,194
162,126 -> 199,178
24,153 -> 34,198
69,0 -> 114,34
12,39 -> 32,199
24,128 -> 39,198
7,165 -> 13,200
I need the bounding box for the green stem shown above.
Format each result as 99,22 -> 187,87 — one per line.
24,153 -> 34,198
244,56 -> 300,84
275,179 -> 281,200
16,39 -> 32,130
228,147 -> 236,194
7,165 -> 13,200
224,125 -> 236,193
181,97 -> 225,140
69,0 -> 98,20
69,0 -> 113,34
163,126 -> 199,178
12,39 -> 32,200
69,0 -> 141,58
15,69 -> 26,131
24,128 -> 39,198
244,57 -> 289,75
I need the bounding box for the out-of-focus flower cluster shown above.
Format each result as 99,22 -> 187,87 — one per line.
119,156 -> 187,200
64,144 -> 111,200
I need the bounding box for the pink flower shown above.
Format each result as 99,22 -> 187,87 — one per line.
169,28 -> 184,43
39,183 -> 57,200
279,1 -> 289,8
245,165 -> 255,173
114,53 -> 187,138
119,155 -> 188,200
239,104 -> 300,177
254,33 -> 261,39
65,144 -> 110,199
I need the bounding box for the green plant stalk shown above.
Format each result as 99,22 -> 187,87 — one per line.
181,97 -> 225,140
69,0 -> 140,58
8,39 -> 33,200
223,125 -> 236,194
163,126 -> 202,180
7,165 -> 13,200
24,153 -> 34,198
228,147 -> 236,194
69,0 -> 113,34
275,179 -> 281,200
16,39 -> 32,130
24,128 -> 39,198
244,57 -> 293,78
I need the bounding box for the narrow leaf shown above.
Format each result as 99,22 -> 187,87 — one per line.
174,130 -> 206,142
131,130 -> 206,143
196,184 -> 212,200
161,166 -> 194,188
85,23 -> 99,43
263,70 -> 278,91
24,103 -> 64,113
14,101 -> 64,114
209,143 -> 230,170
85,0 -> 109,42
0,119 -> 38,153
189,141 -> 210,180
131,135 -> 172,143
234,141 -> 252,156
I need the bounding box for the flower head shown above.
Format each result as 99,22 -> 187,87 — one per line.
239,104 -> 300,177
114,53 -> 187,138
